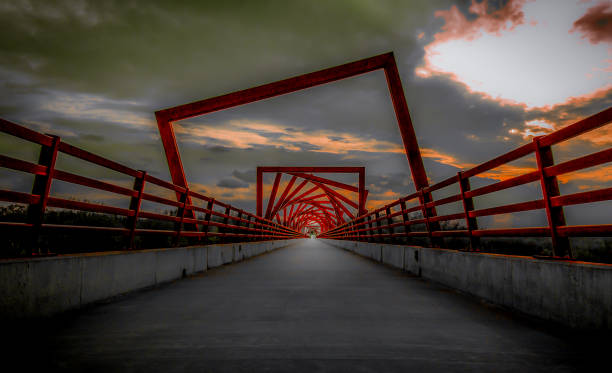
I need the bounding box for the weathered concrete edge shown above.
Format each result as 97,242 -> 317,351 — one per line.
0,239 -> 299,318
320,239 -> 612,330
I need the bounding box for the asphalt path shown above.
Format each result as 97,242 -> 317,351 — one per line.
8,239 -> 605,372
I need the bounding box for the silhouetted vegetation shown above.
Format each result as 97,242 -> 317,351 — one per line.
361,215 -> 612,264
0,204 -> 226,258
2,204 -> 610,263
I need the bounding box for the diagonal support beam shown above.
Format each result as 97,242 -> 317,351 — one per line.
265,173 -> 282,219
288,172 -> 358,192
270,175 -> 297,218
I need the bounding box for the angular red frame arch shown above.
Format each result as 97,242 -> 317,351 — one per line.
256,166 -> 366,218
155,52 -> 433,219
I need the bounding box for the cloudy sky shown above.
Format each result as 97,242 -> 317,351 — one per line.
1,0 -> 610,229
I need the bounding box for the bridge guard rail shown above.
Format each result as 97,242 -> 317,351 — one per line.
320,108 -> 612,259
0,119 -> 304,256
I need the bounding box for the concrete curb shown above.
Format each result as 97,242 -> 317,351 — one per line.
320,238 -> 612,330
0,239 -> 299,318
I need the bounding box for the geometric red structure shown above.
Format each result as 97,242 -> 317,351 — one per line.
0,118 -> 304,256
256,167 -> 367,234
321,108 -> 612,258
154,52 -> 434,222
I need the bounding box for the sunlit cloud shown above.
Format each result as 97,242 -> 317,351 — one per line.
421,148 -> 472,170
528,86 -> 612,146
570,1 -> 612,44
41,92 -> 154,128
417,0 -> 611,108
188,181 -> 254,203
175,119 -> 405,154
508,119 -> 556,140
557,165 -> 612,184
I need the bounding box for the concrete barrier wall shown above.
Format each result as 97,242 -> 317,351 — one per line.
321,239 -> 612,330
0,239 -> 298,319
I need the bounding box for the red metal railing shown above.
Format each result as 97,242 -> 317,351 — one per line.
319,108 -> 612,258
0,118 -> 304,255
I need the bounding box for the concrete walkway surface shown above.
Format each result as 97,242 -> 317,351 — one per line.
5,239 -> 607,372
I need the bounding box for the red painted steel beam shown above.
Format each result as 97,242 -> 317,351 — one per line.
259,166 -> 365,173
263,170 -> 361,228
288,172 -> 358,193
314,182 -> 358,210
282,185 -> 319,209
274,179 -> 308,215
278,199 -> 336,228
258,168 -> 367,218
312,181 -> 355,220
383,57 -> 429,191
257,167 -> 263,218
294,209 -> 333,228
270,175 -> 297,218
156,53 -> 431,217
265,173 -> 282,219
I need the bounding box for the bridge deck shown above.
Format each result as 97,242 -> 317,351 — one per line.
10,239 -> 603,372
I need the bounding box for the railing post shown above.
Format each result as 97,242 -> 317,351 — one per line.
457,172 -> 479,251
360,217 -> 366,241
221,206 -> 231,243
385,206 -> 394,243
244,214 -> 251,241
257,219 -> 262,241
127,170 -> 146,249
204,199 -> 214,243
419,189 -> 435,247
399,198 -> 409,243
26,135 -> 60,255
367,215 -> 373,242
235,209 -> 243,240
420,188 -> 442,247
375,211 -> 383,241
533,137 -> 571,258
174,188 -> 189,247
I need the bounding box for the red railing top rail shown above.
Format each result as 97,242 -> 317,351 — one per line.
0,118 -> 304,256
320,107 -> 612,260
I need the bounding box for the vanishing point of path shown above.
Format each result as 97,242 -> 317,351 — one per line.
8,239 -> 605,372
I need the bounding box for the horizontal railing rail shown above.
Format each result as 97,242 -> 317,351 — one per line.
0,118 -> 304,256
319,108 -> 612,259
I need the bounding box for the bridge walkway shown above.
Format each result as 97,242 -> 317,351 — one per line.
11,239 -> 602,372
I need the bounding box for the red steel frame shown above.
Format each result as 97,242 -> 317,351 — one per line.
257,166 -> 366,216
154,52 -> 433,221
256,167 -> 367,234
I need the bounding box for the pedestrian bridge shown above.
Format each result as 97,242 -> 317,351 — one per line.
2,238 -> 610,372
1,53 -> 611,371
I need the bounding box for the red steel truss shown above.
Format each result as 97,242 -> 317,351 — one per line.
154,52 -> 434,221
257,167 -> 367,234
1,50 -> 610,261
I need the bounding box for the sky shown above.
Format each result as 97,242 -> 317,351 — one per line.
1,0 -> 611,229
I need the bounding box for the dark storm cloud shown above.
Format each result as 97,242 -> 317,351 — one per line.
571,2 -> 612,44
208,146 -> 232,153
290,142 -> 322,152
80,134 -> 104,142
0,0 -> 447,102
231,170 -> 256,184
217,178 -> 249,189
